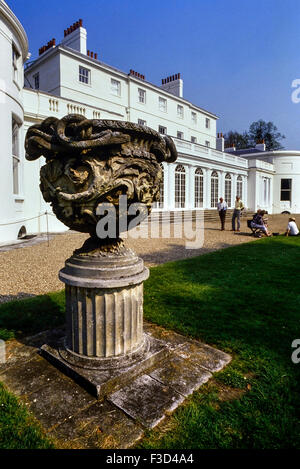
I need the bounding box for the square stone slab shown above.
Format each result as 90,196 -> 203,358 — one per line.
174,341 -> 231,372
108,374 -> 185,429
149,355 -> 212,397
49,400 -> 143,449
0,354 -> 64,396
22,372 -> 96,431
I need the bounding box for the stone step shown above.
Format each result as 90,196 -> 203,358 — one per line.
146,209 -> 251,224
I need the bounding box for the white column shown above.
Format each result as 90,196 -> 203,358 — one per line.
269,176 -> 273,214
206,169 -> 212,208
220,171 -> 225,201
243,175 -> 248,208
232,174 -> 237,206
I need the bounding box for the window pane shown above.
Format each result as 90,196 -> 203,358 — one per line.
175,165 -> 185,208
195,169 -> 203,208
13,157 -> 19,194
177,105 -> 183,118
281,179 -> 291,190
111,79 -> 120,95
79,66 -> 90,84
138,89 -> 145,103
12,120 -> 19,157
281,190 -> 291,201
34,73 -> 39,89
211,172 -> 218,208
159,97 -> 167,112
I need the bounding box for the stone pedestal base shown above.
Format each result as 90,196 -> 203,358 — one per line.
59,243 -> 149,361
41,241 -> 168,398
40,332 -> 170,398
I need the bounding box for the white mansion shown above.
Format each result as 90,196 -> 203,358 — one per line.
1,0 -> 300,244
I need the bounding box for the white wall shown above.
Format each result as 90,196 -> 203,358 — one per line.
271,154 -> 300,214
0,0 -> 28,243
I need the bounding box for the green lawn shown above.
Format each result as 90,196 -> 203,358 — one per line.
0,235 -> 300,448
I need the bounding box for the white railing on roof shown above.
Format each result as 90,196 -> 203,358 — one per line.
173,137 -> 248,168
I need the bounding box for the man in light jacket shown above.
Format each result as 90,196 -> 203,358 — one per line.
232,196 -> 244,232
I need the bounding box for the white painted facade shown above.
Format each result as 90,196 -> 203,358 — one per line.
0,4 -> 299,244
0,0 -> 28,243
245,151 -> 300,214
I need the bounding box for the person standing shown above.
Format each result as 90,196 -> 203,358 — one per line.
232,196 -> 244,232
217,197 -> 228,230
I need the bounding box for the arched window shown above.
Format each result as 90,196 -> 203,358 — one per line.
153,164 -> 164,209
237,175 -> 243,199
175,165 -> 185,208
225,173 -> 232,207
211,171 -> 219,208
195,168 -> 203,208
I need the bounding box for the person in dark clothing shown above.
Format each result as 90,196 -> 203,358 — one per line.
217,197 -> 228,231
251,210 -> 271,236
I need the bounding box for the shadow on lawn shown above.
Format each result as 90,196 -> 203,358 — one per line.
0,291 -> 65,341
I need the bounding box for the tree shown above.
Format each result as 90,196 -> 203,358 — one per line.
248,119 -> 285,151
224,131 -> 250,150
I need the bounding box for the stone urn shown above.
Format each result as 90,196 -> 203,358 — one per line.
25,115 -> 177,374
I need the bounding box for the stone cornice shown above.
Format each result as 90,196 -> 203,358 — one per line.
0,0 -> 28,60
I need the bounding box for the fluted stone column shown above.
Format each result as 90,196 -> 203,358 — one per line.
59,246 -> 149,361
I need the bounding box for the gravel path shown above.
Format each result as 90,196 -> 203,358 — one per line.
0,214 -> 292,302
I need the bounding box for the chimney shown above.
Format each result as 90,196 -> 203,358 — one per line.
38,38 -> 56,56
225,144 -> 236,153
160,73 -> 183,98
216,132 -> 225,152
255,139 -> 266,152
128,69 -> 145,80
61,19 -> 87,55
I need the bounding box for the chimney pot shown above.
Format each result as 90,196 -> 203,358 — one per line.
91,51 -> 94,58
79,19 -> 83,26
94,53 -> 98,59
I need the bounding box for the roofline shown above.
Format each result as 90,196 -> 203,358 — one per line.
242,150 -> 300,158
24,44 -> 219,120
0,0 -> 28,60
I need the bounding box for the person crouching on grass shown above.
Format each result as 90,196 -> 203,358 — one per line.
285,217 -> 299,236
251,210 -> 271,237
217,197 -> 228,231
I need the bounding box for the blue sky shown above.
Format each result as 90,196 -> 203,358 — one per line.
8,0 -> 300,148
